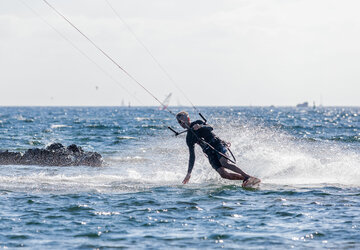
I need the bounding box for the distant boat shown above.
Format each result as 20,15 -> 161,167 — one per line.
159,93 -> 172,110
296,102 -> 309,108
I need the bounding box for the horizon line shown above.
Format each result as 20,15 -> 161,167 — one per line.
0,105 -> 359,108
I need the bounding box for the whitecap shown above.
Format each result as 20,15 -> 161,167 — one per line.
50,124 -> 71,129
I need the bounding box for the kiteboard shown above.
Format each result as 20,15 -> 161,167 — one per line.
242,177 -> 261,188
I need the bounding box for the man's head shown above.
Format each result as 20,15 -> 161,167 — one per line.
176,111 -> 190,128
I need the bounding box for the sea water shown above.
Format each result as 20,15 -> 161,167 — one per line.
0,106 -> 359,249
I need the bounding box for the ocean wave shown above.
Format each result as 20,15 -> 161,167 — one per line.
328,135 -> 360,143
15,115 -> 34,122
116,136 -> 137,140
50,124 -> 71,129
139,125 -> 167,130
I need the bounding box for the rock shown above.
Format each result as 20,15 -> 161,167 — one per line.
67,144 -> 83,154
0,151 -> 22,165
0,143 -> 102,167
46,143 -> 65,151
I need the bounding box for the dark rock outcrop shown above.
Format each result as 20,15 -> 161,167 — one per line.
0,143 -> 102,167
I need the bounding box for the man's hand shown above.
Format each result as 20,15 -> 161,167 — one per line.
192,124 -> 201,130
182,173 -> 191,184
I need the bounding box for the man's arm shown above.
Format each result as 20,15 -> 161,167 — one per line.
183,145 -> 195,184
201,124 -> 213,131
188,145 -> 195,173
192,123 -> 213,132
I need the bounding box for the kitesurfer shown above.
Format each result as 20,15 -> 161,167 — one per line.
176,111 -> 260,187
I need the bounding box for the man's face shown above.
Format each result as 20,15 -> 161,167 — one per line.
177,117 -> 190,129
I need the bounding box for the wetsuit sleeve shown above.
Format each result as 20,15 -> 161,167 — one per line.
194,120 -> 213,132
187,144 -> 195,174
200,124 -> 213,132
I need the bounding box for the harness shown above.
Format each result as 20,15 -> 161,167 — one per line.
168,113 -> 237,164
203,137 -> 237,163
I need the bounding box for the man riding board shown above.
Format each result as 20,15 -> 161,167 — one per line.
176,111 -> 260,187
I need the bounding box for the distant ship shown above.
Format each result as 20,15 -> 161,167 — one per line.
296,102 -> 309,108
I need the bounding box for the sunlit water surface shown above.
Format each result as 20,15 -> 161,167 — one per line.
0,107 -> 359,249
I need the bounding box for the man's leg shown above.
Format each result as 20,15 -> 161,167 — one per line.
216,167 -> 246,180
219,157 -> 251,179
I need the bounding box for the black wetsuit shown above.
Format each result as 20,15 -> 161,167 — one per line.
186,120 -> 228,172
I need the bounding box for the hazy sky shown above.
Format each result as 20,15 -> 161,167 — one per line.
1,0 -> 360,106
